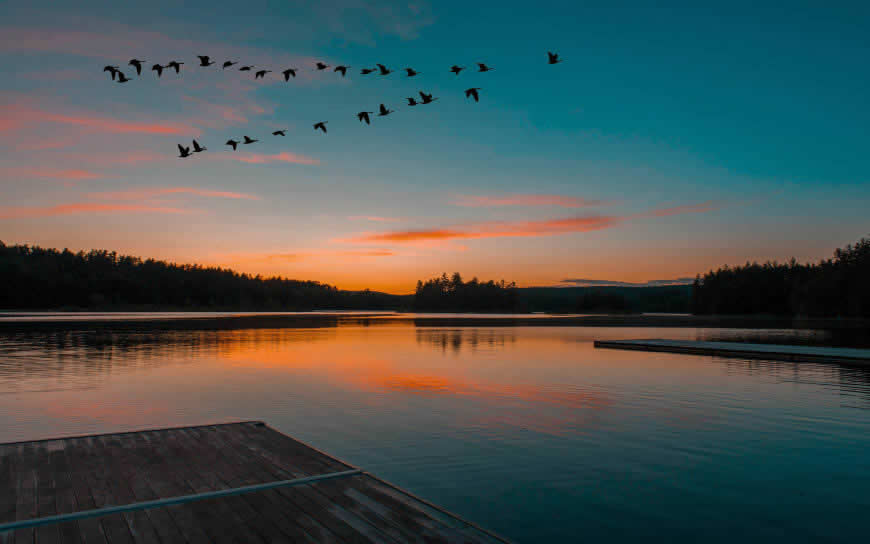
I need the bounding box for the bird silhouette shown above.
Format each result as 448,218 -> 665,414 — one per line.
197,55 -> 215,67
313,122 -> 327,133
151,64 -> 164,77
360,68 -> 376,75
418,91 -> 438,104
103,66 -> 120,80
405,68 -> 419,77
272,130 -> 286,136
177,144 -> 191,158
243,136 -> 258,144
192,139 -> 207,152
282,68 -> 297,80
357,112 -> 373,125
450,65 -> 464,75
116,71 -> 131,83
464,87 -> 481,102
239,65 -> 254,71
222,61 -> 238,69
477,63 -> 493,72
334,65 -> 350,77
377,103 -> 394,117
406,97 -> 418,106
226,139 -> 239,150
255,70 -> 272,79
167,61 -> 184,73
128,59 -> 144,75
547,51 -> 561,64
316,62 -> 329,70
376,64 -> 392,75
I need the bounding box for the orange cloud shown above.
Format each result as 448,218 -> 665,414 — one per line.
1,167 -> 105,181
349,216 -> 621,244
348,216 -> 403,222
0,203 -> 193,219
346,201 -> 721,245
224,152 -> 320,166
0,102 -> 197,136
89,187 -> 261,201
230,249 -> 397,263
452,194 -> 608,208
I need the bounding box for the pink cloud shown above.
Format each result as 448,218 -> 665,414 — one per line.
224,152 -> 320,166
0,101 -> 198,136
1,167 -> 105,181
88,187 -> 261,201
346,201 -> 722,245
0,203 -> 193,219
452,194 -> 609,208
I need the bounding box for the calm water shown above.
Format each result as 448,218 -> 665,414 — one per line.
1,316 -> 869,542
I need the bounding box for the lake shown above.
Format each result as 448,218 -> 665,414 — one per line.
1,314 -> 868,542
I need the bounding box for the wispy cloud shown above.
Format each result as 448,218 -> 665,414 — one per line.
88,187 -> 261,201
452,194 -> 609,208
223,152 -> 320,166
558,278 -> 695,287
1,167 -> 105,181
346,201 -> 722,245
224,249 -> 397,264
0,203 -> 193,219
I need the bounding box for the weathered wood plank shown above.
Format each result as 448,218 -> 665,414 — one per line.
58,439 -> 106,544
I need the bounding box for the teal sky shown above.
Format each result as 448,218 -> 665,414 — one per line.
1,1 -> 868,292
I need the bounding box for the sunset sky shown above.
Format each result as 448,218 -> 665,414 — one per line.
1,1 -> 868,293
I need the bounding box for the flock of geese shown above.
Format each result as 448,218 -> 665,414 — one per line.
102,52 -> 563,157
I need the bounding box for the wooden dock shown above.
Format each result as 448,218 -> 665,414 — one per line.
0,421 -> 510,543
593,339 -> 870,365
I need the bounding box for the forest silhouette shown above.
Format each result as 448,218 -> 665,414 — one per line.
1,237 -> 868,316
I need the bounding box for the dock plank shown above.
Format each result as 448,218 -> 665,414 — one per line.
0,422 -> 510,544
594,338 -> 870,365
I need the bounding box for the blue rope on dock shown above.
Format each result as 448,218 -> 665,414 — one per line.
0,469 -> 363,532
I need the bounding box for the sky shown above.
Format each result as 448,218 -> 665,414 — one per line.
1,1 -> 868,293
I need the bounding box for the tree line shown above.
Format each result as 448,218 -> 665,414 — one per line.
0,242 -> 399,310
413,273 -> 519,312
691,237 -> 870,317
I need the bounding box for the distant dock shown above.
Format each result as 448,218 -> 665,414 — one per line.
0,421 -> 509,543
593,339 -> 870,365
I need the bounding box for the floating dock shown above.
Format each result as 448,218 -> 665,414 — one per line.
593,339 -> 870,365
0,421 -> 509,543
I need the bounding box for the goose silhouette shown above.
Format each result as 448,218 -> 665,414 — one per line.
197,56 -> 214,67
313,122 -> 327,133
357,112 -> 373,125
192,140 -> 206,152
128,59 -> 144,75
177,144 -> 191,158
282,68 -> 297,80
222,61 -> 238,69
547,51 -> 561,64
151,64 -> 164,77
465,87 -> 481,102
226,139 -> 239,150
243,136 -> 258,144
167,61 -> 184,73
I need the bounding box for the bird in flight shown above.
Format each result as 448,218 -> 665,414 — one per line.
243,136 -> 258,144
406,97 -> 418,106
239,65 -> 254,71
272,130 -> 286,136
334,65 -> 350,77
357,111 -> 373,125
477,63 -> 493,72
103,65 -> 120,80
192,139 -> 207,152
128,59 -> 144,75
151,64 -> 164,77
360,68 -> 376,75
547,51 -> 561,64
377,103 -> 393,117
376,64 -> 392,75
226,139 -> 239,150
222,60 -> 238,69
282,68 -> 297,80
316,62 -> 329,70
450,65 -> 464,75
197,56 -> 215,67
418,91 -> 437,104
255,70 -> 272,79
116,71 -> 131,83
167,61 -> 184,73
405,68 -> 419,77
177,144 -> 191,158
313,122 -> 328,133
465,87 -> 481,102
